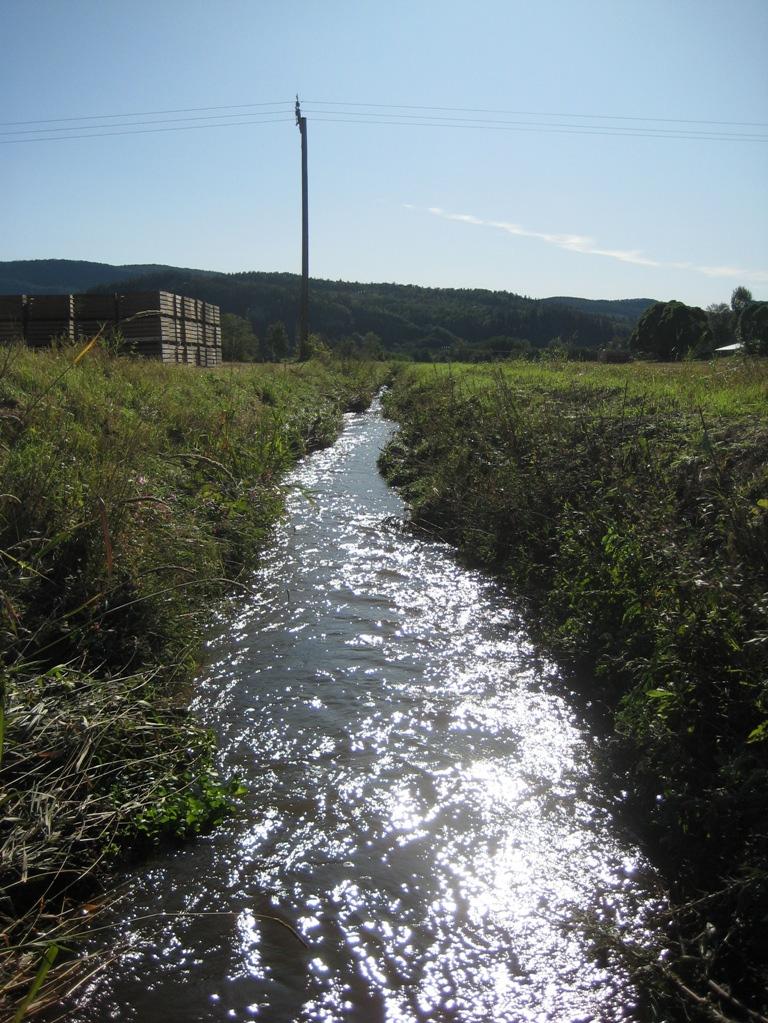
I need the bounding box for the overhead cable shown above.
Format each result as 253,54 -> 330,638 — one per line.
0,100 -> 294,128
303,99 -> 768,129
0,116 -> 293,144
1,111 -> 297,137
3,98 -> 765,144
302,107 -> 767,141
308,115 -> 767,143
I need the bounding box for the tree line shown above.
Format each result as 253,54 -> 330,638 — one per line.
8,261 -> 766,364
1,260 -> 659,363
630,287 -> 768,360
86,268 -> 647,362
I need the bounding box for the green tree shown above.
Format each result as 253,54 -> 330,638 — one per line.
629,300 -> 712,360
258,332 -> 273,362
738,301 -> 768,355
705,303 -> 734,350
220,313 -> 259,362
360,331 -> 384,360
731,286 -> 753,314
265,321 -> 289,362
306,332 -> 331,359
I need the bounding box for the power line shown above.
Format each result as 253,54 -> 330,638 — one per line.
3,111 -> 762,146
4,97 -> 765,132
1,110 -> 297,137
2,99 -> 765,145
0,100 -> 293,128
303,107 -> 767,141
304,99 -> 768,129
308,115 -> 767,143
0,116 -> 293,145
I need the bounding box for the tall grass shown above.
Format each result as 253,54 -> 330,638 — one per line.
420,355 -> 768,416
0,343 -> 387,1019
381,358 -> 768,1020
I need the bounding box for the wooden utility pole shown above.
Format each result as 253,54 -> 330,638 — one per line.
295,95 -> 309,359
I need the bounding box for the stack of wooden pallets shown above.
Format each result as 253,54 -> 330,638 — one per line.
25,295 -> 75,347
0,296 -> 25,344
117,292 -> 222,365
73,294 -> 120,342
0,292 -> 223,366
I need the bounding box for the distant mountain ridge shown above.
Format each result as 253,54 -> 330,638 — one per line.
0,259 -> 656,356
0,259 -> 195,295
541,295 -> 656,324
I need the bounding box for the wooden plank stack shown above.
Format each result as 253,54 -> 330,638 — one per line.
0,292 -> 222,366
25,295 -> 75,347
116,291 -> 222,366
73,294 -> 120,342
0,296 -> 26,344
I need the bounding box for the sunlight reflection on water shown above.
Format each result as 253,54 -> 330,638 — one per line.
73,399 -> 655,1023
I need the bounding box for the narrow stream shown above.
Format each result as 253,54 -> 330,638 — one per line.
75,400 -> 654,1022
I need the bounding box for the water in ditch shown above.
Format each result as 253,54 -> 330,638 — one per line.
73,399 -> 655,1022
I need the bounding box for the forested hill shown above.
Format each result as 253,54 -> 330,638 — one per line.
0,259 -> 181,295
541,296 -> 655,325
0,259 -> 655,357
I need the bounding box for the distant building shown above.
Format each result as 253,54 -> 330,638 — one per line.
0,291 -> 222,366
714,342 -> 744,356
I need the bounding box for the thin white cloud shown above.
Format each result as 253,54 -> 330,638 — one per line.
698,265 -> 768,283
404,204 -> 768,284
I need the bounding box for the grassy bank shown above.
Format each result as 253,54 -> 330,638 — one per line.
380,359 -> 768,1020
0,344 -> 387,1018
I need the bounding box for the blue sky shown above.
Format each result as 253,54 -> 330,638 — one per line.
2,0 -> 766,306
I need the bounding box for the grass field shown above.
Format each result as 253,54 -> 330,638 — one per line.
413,354 -> 768,415
381,356 -> 768,1019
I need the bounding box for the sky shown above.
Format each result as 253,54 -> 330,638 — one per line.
2,0 -> 767,306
